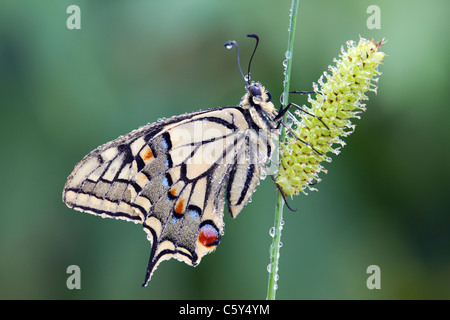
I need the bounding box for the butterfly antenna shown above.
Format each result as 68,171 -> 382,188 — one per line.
224,40 -> 247,85
246,33 -> 259,83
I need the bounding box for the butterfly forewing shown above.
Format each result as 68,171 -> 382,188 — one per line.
63,109 -> 214,219
63,125 -> 155,223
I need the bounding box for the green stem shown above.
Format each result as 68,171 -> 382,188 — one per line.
266,0 -> 299,300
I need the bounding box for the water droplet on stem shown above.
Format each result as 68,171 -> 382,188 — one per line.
269,227 -> 275,237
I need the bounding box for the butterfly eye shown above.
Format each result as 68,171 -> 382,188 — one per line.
266,91 -> 272,102
249,85 -> 261,98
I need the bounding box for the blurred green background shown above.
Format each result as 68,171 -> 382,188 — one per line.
0,0 -> 448,299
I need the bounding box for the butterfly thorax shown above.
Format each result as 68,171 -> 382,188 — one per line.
240,82 -> 277,127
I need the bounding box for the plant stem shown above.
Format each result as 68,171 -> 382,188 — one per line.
266,0 -> 299,300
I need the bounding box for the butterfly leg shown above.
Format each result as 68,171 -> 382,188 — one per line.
275,102 -> 329,131
277,90 -> 329,129
268,174 -> 297,212
279,121 -> 324,156
289,90 -> 315,95
289,90 -> 328,129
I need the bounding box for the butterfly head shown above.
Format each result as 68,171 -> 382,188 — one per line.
242,82 -> 277,120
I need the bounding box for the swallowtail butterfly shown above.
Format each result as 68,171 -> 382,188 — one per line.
63,34 -> 296,286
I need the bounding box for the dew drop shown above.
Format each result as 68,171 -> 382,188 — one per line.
260,170 -> 267,180
280,92 -> 287,104
225,43 -> 233,50
285,50 -> 291,59
269,227 -> 275,237
282,59 -> 288,68
267,263 -> 272,272
284,115 -> 294,128
279,242 -> 283,248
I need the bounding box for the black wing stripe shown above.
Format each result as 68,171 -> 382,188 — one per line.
236,164 -> 255,206
131,203 -> 147,216
226,164 -> 238,210
202,116 -> 238,130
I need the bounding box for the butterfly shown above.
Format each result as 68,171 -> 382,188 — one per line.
62,34 -> 302,286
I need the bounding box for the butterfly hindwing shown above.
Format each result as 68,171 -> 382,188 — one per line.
140,107 -> 265,284
226,127 -> 272,218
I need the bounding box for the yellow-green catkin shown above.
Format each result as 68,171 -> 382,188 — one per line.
276,37 -> 386,196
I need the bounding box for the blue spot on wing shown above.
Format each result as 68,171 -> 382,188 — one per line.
161,132 -> 172,150
187,205 -> 201,220
161,139 -> 168,150
161,173 -> 173,187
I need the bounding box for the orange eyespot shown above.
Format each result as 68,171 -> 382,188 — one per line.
142,148 -> 153,161
174,199 -> 185,215
198,223 -> 220,247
